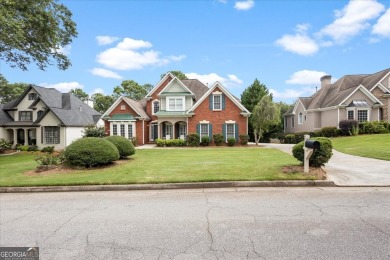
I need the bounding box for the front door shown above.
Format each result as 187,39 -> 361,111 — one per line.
151,123 -> 158,141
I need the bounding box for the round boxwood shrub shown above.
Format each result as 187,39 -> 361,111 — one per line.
64,137 -> 119,167
213,134 -> 224,146
292,137 -> 333,167
105,136 -> 135,158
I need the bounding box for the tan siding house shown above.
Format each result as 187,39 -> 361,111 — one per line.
284,68 -> 390,133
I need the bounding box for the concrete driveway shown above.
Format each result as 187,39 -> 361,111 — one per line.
261,143 -> 390,186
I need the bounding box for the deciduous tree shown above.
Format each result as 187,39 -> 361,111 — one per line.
0,0 -> 78,70
91,93 -> 114,113
252,95 -> 280,145
0,74 -> 29,104
161,70 -> 188,80
113,80 -> 148,100
70,88 -> 88,101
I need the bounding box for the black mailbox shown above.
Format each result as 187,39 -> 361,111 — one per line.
305,140 -> 320,150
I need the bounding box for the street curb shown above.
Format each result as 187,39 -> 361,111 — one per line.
0,180 -> 336,193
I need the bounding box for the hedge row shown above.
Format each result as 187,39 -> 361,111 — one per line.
281,120 -> 390,144
154,133 -> 250,147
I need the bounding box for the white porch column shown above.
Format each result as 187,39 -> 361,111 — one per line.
24,129 -> 28,146
13,129 -> 17,148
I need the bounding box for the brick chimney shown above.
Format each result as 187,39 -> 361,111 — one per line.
320,75 -> 332,88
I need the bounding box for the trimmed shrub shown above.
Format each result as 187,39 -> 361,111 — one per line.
156,139 -> 186,147
187,133 -> 200,147
64,137 -> 119,167
292,137 -> 333,167
16,145 -> 29,151
35,150 -> 65,166
283,134 -> 296,144
239,134 -> 249,145
201,136 -> 210,146
227,137 -> 235,146
213,134 -> 224,146
0,139 -> 12,153
27,145 -> 38,151
339,120 -> 358,136
41,146 -> 55,153
105,136 -> 135,158
360,121 -> 389,134
156,138 -> 165,147
320,127 -> 339,137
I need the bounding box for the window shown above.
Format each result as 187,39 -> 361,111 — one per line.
120,105 -> 126,111
179,123 -> 186,139
298,113 -> 303,124
153,101 -> 160,114
28,93 -> 37,100
120,124 -> 125,137
113,125 -> 118,135
226,124 -> 235,140
291,117 -> 295,128
200,124 -> 209,138
167,97 -> 184,111
165,123 -> 173,138
213,95 -> 221,110
357,110 -> 368,123
37,110 -> 44,118
128,124 -> 133,139
19,111 -> 32,121
45,126 -> 59,144
347,110 -> 354,120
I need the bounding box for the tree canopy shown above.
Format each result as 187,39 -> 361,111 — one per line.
161,70 -> 188,80
91,93 -> 115,114
0,0 -> 78,70
240,78 -> 269,113
113,80 -> 150,100
252,95 -> 280,145
0,74 -> 29,104
70,88 -> 88,101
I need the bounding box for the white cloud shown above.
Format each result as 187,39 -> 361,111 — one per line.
90,68 -> 123,79
185,72 -> 243,88
234,0 -> 254,11
372,8 -> 390,37
318,0 -> 385,44
96,36 -> 120,46
275,34 -> 319,56
54,45 -> 71,55
286,70 -> 328,85
91,88 -> 105,95
39,82 -> 84,92
96,37 -> 185,70
270,88 -> 307,100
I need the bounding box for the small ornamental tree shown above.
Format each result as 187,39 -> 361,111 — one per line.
83,124 -> 105,137
292,137 -> 333,167
64,137 -> 119,167
105,136 -> 135,158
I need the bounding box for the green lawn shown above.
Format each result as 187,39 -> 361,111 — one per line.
331,134 -> 390,161
0,147 -> 312,187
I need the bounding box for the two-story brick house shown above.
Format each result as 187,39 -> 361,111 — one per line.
0,85 -> 101,150
101,73 -> 251,145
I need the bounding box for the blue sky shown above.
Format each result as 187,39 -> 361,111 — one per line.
1,0 -> 390,104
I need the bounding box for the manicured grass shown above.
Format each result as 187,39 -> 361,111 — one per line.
331,134 -> 390,161
0,148 -> 312,187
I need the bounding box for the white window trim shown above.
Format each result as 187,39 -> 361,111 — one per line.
298,112 -> 303,125
110,121 -> 136,139
200,123 -> 209,140
166,96 -> 185,111
213,94 -> 222,111
357,108 -> 370,122
120,105 -> 126,111
152,100 -> 160,115
346,108 -> 355,120
225,123 -> 235,142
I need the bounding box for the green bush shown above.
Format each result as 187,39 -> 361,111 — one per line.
227,137 -> 235,146
213,134 -> 224,146
27,145 -> 38,151
187,133 -> 200,147
0,139 -> 12,152
105,136 -> 135,158
239,134 -> 249,145
284,134 -> 296,144
64,137 -> 119,167
83,124 -> 105,137
156,138 -> 165,147
35,150 -> 65,166
320,126 -> 339,137
156,138 -> 186,147
360,121 -> 389,134
339,120 -> 358,136
292,137 -> 333,167
16,145 -> 29,151
201,136 -> 210,146
41,146 -> 55,153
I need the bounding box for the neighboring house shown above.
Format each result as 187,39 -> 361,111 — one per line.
0,85 -> 102,150
101,73 -> 251,145
284,68 -> 390,133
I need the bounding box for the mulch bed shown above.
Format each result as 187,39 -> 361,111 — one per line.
282,165 -> 326,180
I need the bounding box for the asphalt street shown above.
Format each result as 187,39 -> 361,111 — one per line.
1,187 -> 390,259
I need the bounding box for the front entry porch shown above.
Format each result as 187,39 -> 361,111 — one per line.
5,128 -> 37,147
149,120 -> 187,141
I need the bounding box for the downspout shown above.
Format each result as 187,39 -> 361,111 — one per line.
142,119 -> 145,145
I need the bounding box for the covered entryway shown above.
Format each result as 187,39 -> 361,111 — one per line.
153,119 -> 187,140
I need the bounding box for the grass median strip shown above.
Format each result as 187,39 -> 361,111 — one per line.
0,147 -> 314,187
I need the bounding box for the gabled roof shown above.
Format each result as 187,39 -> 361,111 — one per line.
188,81 -> 250,115
158,77 -> 195,97
145,73 -> 174,98
298,68 -> 390,111
1,85 -> 101,126
0,104 -> 13,126
181,79 -> 209,101
101,96 -> 150,120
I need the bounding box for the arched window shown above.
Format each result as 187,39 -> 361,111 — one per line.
37,110 -> 43,118
298,112 -> 303,124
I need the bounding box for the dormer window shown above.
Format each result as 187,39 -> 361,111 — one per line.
167,97 -> 184,111
152,100 -> 160,115
28,93 -> 37,100
19,111 -> 32,121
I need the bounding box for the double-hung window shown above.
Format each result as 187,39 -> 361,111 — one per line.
347,110 -> 354,120
153,101 -> 160,114
19,111 -> 32,121
213,95 -> 221,110
298,113 -> 303,124
128,124 -> 133,139
226,124 -> 235,140
167,97 -> 184,111
120,124 -> 125,137
112,125 -> 118,135
45,126 -> 59,144
200,124 -> 209,138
